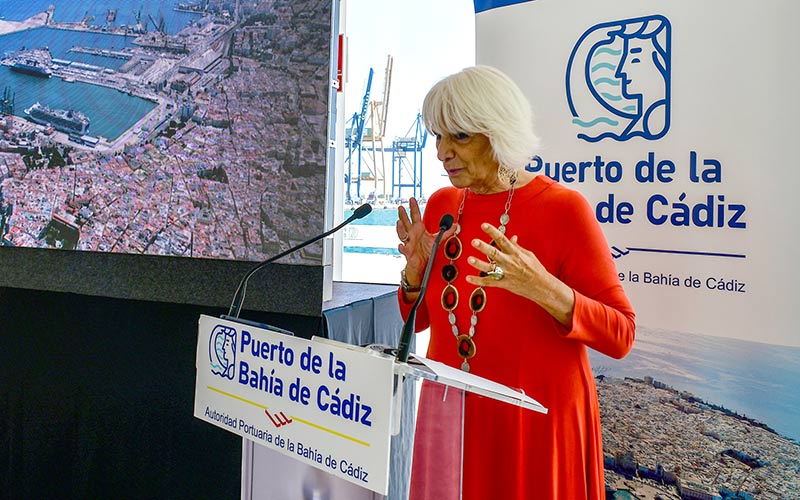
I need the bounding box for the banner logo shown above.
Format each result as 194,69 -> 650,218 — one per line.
566,15 -> 671,143
209,324 -> 237,379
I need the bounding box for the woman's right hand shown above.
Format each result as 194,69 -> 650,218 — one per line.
396,197 -> 439,287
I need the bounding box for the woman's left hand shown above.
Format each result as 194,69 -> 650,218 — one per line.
465,222 -> 575,328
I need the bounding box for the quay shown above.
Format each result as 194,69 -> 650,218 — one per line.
68,46 -> 134,61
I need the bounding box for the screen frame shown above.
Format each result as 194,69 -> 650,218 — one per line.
0,1 -> 341,317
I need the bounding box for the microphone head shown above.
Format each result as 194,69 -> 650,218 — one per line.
439,213 -> 454,231
353,203 -> 373,220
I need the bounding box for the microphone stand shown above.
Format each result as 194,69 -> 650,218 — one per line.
389,213 -> 453,435
395,213 -> 454,363
226,204 -> 373,319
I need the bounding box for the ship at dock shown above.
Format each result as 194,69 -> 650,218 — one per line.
5,48 -> 52,78
10,58 -> 51,78
24,102 -> 90,136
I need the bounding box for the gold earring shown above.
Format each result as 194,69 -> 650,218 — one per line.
497,164 -> 516,186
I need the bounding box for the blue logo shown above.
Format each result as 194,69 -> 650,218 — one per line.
209,324 -> 237,380
566,15 -> 671,142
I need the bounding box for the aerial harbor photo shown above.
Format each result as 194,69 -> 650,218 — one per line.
591,327 -> 800,500
0,0 -> 331,262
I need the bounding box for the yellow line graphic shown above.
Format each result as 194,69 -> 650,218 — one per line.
207,386 -> 370,447
291,417 -> 370,447
207,386 -> 268,410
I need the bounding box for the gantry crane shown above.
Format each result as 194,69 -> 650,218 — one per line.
344,55 -> 393,201
344,68 -> 372,201
1,87 -> 15,115
391,113 -> 427,200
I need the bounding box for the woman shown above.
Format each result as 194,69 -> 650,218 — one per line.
396,66 -> 635,499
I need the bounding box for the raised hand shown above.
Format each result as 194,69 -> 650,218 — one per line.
396,197 -> 452,287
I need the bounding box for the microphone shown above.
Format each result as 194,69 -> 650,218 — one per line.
395,213 -> 454,363
226,203 -> 373,318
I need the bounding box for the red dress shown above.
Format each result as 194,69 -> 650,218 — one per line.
399,176 -> 635,500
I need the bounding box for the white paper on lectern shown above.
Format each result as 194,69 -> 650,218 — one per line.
309,338 -> 547,413
402,355 -> 548,414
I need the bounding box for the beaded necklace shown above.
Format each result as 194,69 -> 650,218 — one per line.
441,176 -> 516,372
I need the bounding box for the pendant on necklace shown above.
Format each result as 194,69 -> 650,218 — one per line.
456,334 -> 476,358
457,334 -> 475,372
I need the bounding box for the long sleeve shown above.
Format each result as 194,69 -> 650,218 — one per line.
551,186 -> 636,359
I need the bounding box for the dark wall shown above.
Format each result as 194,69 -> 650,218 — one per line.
0,287 -> 323,500
0,247 -> 325,317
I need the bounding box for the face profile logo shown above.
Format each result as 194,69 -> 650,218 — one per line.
209,324 -> 237,380
566,15 -> 671,143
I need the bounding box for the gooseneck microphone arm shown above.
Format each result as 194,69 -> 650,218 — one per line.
227,203 -> 373,318
395,213 -> 454,363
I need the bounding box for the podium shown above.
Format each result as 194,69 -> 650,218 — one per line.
194,314 -> 547,499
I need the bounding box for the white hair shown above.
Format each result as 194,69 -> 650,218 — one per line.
422,66 -> 540,171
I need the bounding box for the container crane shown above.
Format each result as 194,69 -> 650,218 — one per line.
1,87 -> 15,116
344,68 -> 372,201
148,13 -> 166,34
344,56 -> 393,202
391,113 -> 427,200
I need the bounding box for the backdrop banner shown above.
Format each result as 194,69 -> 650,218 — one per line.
476,1 -> 799,498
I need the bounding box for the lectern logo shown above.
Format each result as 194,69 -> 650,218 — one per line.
209,324 -> 237,380
566,15 -> 671,143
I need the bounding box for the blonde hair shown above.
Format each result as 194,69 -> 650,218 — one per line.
422,66 -> 540,171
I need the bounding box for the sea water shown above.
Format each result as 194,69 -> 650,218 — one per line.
344,206 -> 411,256
589,327 -> 800,442
0,1 -> 199,36
0,1 -> 200,140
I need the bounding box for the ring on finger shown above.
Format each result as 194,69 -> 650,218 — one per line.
400,235 -> 410,244
486,264 -> 505,281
